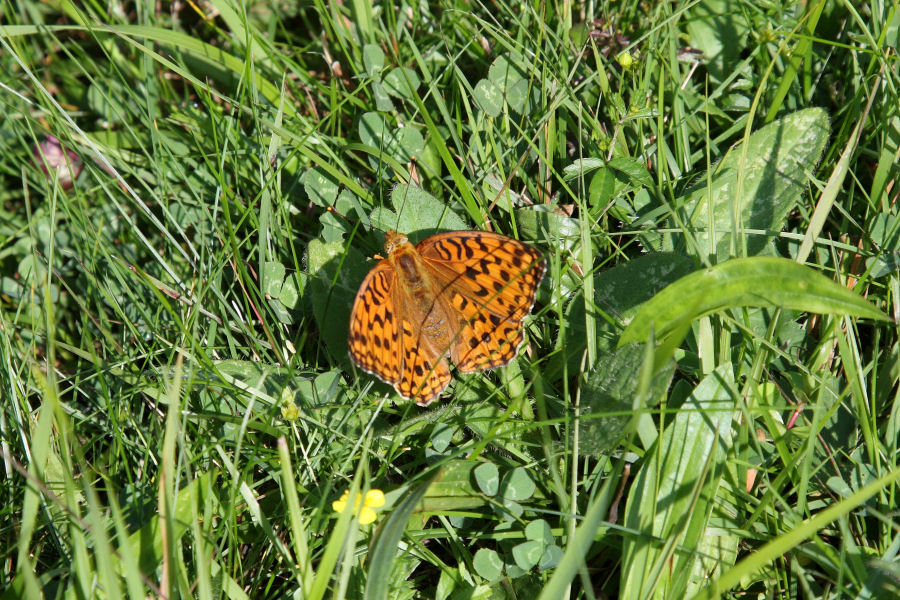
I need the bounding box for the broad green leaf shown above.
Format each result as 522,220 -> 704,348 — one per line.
117,472 -> 217,575
473,549 -> 504,581
511,540 -> 543,571
263,261 -> 285,297
684,0 -> 748,81
372,81 -> 394,112
307,239 -> 368,364
358,111 -> 390,147
389,184 -> 467,236
418,461 -> 484,512
396,125 -> 425,161
497,498 -> 524,520
500,467 -> 535,501
589,167 -> 617,207
365,471 -> 441,600
301,166 -> 339,207
524,519 -> 554,545
620,364 -> 737,599
539,545 -> 563,571
474,462 -> 500,496
430,423 -> 453,453
382,67 -> 421,101
579,344 -> 675,456
362,43 -> 384,77
868,253 -> 900,278
549,253 -> 692,377
87,79 -> 130,126
262,261 -> 297,325
673,108 -> 829,259
474,53 -> 531,115
619,257 -> 888,346
870,212 -> 900,249
487,53 -> 530,113
562,157 -> 606,180
358,112 -> 425,170
474,79 -> 502,117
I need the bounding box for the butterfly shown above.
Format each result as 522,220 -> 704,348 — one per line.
348,229 -> 546,405
349,230 -> 547,406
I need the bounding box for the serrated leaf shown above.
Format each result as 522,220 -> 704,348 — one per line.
562,158 -> 607,180
301,167 -> 340,207
871,212 -> 900,250
619,257 -> 889,346
599,159 -> 650,190
867,253 -> 900,278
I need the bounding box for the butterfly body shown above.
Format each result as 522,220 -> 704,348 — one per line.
349,229 -> 545,405
387,236 -> 455,350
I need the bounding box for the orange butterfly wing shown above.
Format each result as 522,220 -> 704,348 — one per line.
349,230 -> 544,405
348,257 -> 451,404
348,261 -> 402,382
416,231 -> 546,373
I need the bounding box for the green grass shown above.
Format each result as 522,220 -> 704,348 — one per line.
1,1 -> 899,598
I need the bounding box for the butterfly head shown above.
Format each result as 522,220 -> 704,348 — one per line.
383,230 -> 409,255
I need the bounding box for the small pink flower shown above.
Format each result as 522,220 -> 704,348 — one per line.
33,135 -> 82,189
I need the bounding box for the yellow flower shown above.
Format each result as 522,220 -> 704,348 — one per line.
332,489 -> 386,525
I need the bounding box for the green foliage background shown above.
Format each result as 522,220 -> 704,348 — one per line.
1,1 -> 899,599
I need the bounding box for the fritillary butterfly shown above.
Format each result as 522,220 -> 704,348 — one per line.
348,230 -> 546,405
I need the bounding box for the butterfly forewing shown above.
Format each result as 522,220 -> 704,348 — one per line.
348,262 -> 402,383
417,231 -> 546,373
417,231 -> 546,323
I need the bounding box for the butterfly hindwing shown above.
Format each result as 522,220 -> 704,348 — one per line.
395,310 -> 452,404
